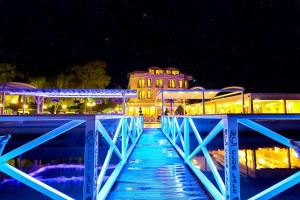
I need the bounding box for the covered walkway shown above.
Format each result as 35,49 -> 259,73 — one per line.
108,128 -> 209,200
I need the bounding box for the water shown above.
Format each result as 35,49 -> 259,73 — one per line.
1,117 -> 300,199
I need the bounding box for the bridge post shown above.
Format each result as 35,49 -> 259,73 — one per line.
184,117 -> 190,161
122,117 -> 128,161
223,115 -> 240,200
172,118 -> 176,143
83,116 -> 98,200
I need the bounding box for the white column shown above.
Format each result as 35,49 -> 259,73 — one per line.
36,96 -> 41,114
242,92 -> 245,114
41,97 -> 45,113
202,90 -> 205,115
122,93 -> 126,115
1,92 -> 5,115
22,95 -> 26,114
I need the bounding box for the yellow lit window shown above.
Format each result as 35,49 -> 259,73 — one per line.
286,100 -> 300,113
172,70 -> 179,75
166,70 -> 171,75
147,79 -> 152,87
155,70 -> 163,75
149,69 -> 154,74
169,80 -> 175,88
156,79 -> 163,87
138,90 -> 146,99
185,80 -> 188,88
179,80 -> 183,88
138,79 -> 145,88
147,91 -> 152,99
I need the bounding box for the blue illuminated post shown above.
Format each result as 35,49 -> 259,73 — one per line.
172,118 -> 176,143
83,116 -> 98,200
223,115 -> 240,200
122,118 -> 127,161
161,89 -> 164,116
184,118 -> 190,160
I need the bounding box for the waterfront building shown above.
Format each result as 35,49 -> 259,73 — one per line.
127,66 -> 192,122
185,93 -> 300,115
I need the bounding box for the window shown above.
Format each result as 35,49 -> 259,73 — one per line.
185,80 -> 188,88
166,70 -> 171,75
147,79 -> 152,87
138,79 -> 145,88
172,70 -> 179,75
156,79 -> 163,87
179,80 -> 183,88
169,80 -> 175,88
149,69 -> 155,74
155,70 -> 164,75
138,90 -> 146,99
147,91 -> 152,99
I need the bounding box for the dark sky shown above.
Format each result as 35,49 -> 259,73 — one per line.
0,0 -> 299,92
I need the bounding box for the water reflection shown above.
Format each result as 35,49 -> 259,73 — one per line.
192,147 -> 300,178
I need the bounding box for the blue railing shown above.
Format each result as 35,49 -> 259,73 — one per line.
0,115 -> 144,200
161,114 -> 300,200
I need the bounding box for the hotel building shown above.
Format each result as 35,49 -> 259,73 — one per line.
126,67 -> 192,122
126,67 -> 300,118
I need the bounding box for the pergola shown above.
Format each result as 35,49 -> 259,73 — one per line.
156,86 -> 245,115
0,83 -> 137,115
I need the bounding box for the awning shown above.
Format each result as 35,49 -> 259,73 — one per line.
156,86 -> 244,100
0,88 -> 137,98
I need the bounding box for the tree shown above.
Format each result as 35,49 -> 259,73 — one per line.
67,60 -> 111,88
0,63 -> 17,82
55,73 -> 67,88
29,76 -> 48,88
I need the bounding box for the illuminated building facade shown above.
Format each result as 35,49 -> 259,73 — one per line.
186,93 -> 300,115
127,67 -> 192,122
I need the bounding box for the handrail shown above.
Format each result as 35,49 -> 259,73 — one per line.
161,115 -> 300,200
0,115 -> 144,200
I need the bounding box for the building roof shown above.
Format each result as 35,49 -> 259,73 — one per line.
0,82 -> 36,89
0,88 -> 137,98
165,67 -> 179,70
156,86 -> 244,100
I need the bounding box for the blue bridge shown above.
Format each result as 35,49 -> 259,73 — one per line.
0,114 -> 300,199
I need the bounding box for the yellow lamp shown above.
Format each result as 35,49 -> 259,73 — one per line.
62,104 -> 67,109
11,99 -> 17,104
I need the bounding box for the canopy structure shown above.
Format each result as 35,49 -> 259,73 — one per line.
156,86 -> 245,115
0,82 -> 137,115
0,88 -> 137,98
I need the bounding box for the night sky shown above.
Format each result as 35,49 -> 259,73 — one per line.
0,0 -> 299,92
